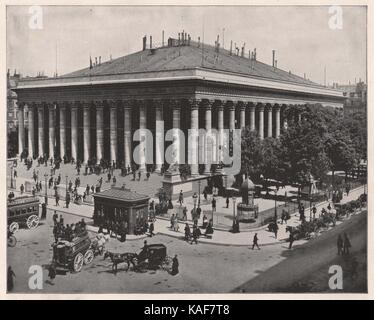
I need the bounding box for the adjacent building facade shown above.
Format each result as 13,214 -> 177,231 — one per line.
13,36 -> 345,173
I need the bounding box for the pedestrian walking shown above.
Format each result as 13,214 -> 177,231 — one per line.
337,234 -> 343,255
48,263 -> 56,285
171,255 -> 179,276
288,232 -> 294,249
53,211 -> 58,226
212,197 -> 216,212
203,189 -> 207,201
149,222 -> 154,237
273,223 -> 279,239
41,203 -> 47,220
252,233 -> 260,250
226,196 -> 230,208
184,223 -> 191,241
191,225 -> 198,244
343,233 -> 351,255
312,205 -> 317,220
20,184 -> 24,195
178,190 -> 184,205
55,194 -> 60,206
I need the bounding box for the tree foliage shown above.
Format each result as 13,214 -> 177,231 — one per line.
240,104 -> 366,188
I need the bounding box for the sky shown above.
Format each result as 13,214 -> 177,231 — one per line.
7,5 -> 367,85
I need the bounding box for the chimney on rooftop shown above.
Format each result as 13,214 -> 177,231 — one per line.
95,57 -> 98,65
272,50 -> 275,67
188,34 -> 191,46
198,36 -> 200,48
248,50 -> 251,60
241,43 -> 245,57
162,30 -> 165,46
99,56 -> 101,65
178,33 -> 181,46
275,60 -> 277,68
142,35 -> 147,51
150,35 -> 153,49
254,48 -> 257,60
230,40 -> 233,55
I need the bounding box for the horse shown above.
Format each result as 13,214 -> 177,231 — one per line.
103,251 -> 138,274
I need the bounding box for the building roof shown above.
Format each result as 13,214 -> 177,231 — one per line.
61,40 -> 321,88
93,187 -> 150,202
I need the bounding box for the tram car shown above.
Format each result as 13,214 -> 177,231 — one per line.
7,195 -> 40,233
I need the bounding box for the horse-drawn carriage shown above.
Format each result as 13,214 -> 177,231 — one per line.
104,243 -> 173,274
52,231 -> 107,273
7,196 -> 40,233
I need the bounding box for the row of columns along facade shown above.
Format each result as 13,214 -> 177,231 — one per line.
17,99 -> 295,175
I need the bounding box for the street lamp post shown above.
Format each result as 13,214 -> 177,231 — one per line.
274,189 -> 278,221
198,180 -> 201,206
232,196 -> 237,231
10,165 -> 14,189
44,173 -> 48,205
65,175 -> 68,199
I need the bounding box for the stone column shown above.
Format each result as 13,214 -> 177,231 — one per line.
71,104 -> 78,161
258,104 -> 264,139
171,100 -> 181,166
28,104 -> 35,158
18,104 -> 25,156
109,102 -> 118,163
123,103 -> 132,169
139,101 -> 147,172
249,104 -> 256,131
155,100 -> 164,173
266,104 -> 273,138
217,103 -> 224,168
37,104 -> 45,157
83,103 -> 91,164
275,105 -> 281,138
239,103 -> 246,128
229,102 -> 235,130
204,100 -> 212,175
48,104 -> 56,158
96,104 -> 104,163
190,100 -> 199,176
59,104 -> 67,158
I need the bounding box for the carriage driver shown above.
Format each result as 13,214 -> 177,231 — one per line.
138,240 -> 149,261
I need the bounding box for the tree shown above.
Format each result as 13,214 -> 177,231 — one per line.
240,128 -> 264,183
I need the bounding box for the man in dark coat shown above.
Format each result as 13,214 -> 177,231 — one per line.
252,233 -> 260,250
288,232 -> 294,249
149,222 -> 155,237
343,233 -> 351,255
171,255 -> 179,276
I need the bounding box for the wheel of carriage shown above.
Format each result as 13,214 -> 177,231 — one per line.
26,215 -> 40,229
8,235 -> 17,247
73,253 -> 84,272
160,255 -> 173,271
9,222 -> 19,233
83,249 -> 94,265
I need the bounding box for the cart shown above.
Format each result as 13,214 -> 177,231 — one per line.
7,196 -> 40,233
135,244 -> 173,271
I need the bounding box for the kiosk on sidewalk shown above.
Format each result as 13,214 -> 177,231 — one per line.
93,186 -> 150,235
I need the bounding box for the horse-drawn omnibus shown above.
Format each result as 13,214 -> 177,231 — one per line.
7,195 -> 40,233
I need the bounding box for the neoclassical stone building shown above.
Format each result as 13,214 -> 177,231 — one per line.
14,37 -> 345,174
